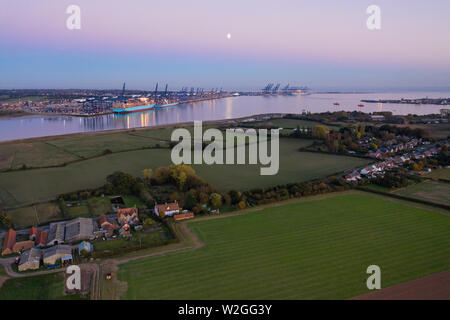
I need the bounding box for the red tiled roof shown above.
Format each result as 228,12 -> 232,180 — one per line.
118,207 -> 138,217
156,202 -> 179,213
35,230 -> 48,246
97,215 -> 108,225
29,226 -> 38,237
2,229 -> 16,252
174,212 -> 194,221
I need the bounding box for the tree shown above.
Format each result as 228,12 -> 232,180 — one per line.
209,193 -> 222,209
142,168 -> 153,183
184,192 -> 197,210
228,190 -> 240,204
0,210 -> 14,229
153,166 -> 170,185
312,125 -> 329,140
237,201 -> 246,210
199,192 -> 209,204
143,218 -> 155,229
106,171 -> 138,195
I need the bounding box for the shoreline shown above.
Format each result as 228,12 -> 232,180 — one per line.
0,113 -> 270,145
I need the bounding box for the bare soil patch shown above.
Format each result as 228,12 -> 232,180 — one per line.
351,269 -> 450,300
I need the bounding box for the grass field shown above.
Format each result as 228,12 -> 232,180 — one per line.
243,118 -> 339,130
118,193 -> 450,299
0,273 -> 86,300
425,168 -> 450,181
0,138 -> 372,207
9,202 -> 62,228
393,180 -> 450,206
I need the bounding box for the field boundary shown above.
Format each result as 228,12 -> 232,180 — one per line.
357,186 -> 450,211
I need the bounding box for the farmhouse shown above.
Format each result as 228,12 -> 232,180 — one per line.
154,201 -> 180,217
97,215 -> 118,236
18,247 -> 42,272
43,245 -> 72,265
1,229 -> 16,256
117,206 -> 139,226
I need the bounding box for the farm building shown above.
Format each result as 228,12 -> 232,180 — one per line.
43,245 -> 72,265
1,229 -> 16,256
117,206 -> 139,226
29,226 -> 38,241
97,215 -> 118,236
65,217 -> 95,243
154,201 -> 180,217
34,229 -> 48,247
174,212 -> 195,221
78,241 -> 93,254
18,248 -> 42,272
47,217 -> 97,245
12,240 -> 34,253
47,222 -> 65,246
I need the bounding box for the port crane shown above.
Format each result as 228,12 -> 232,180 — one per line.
121,82 -> 126,101
272,83 -> 280,94
262,83 -> 274,94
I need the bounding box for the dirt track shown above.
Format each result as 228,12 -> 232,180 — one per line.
351,269 -> 450,300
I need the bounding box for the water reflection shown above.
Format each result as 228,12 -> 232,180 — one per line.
0,92 -> 447,142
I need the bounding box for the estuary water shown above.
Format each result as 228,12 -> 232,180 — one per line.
0,92 -> 448,142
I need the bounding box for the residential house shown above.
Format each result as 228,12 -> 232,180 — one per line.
345,171 -> 361,182
1,229 -> 16,256
154,201 -> 180,217
18,247 -> 42,272
43,245 -> 72,265
97,215 -> 117,236
117,206 -> 139,226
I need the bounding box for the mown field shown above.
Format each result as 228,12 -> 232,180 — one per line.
118,193 -> 450,300
425,168 -> 450,181
0,273 -> 86,300
393,180 -> 450,206
0,138 -> 371,208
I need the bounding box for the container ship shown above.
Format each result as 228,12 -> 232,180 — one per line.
155,98 -> 180,108
112,97 -> 155,114
281,85 -> 312,96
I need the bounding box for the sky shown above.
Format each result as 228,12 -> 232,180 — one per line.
0,0 -> 450,91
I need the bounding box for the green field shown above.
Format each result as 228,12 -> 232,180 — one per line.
118,193 -> 450,299
8,202 -> 62,228
0,273 -> 86,300
0,138 -> 371,207
425,168 -> 450,181
243,118 -> 339,130
393,180 -> 450,206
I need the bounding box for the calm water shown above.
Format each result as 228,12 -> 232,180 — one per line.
0,92 -> 448,142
